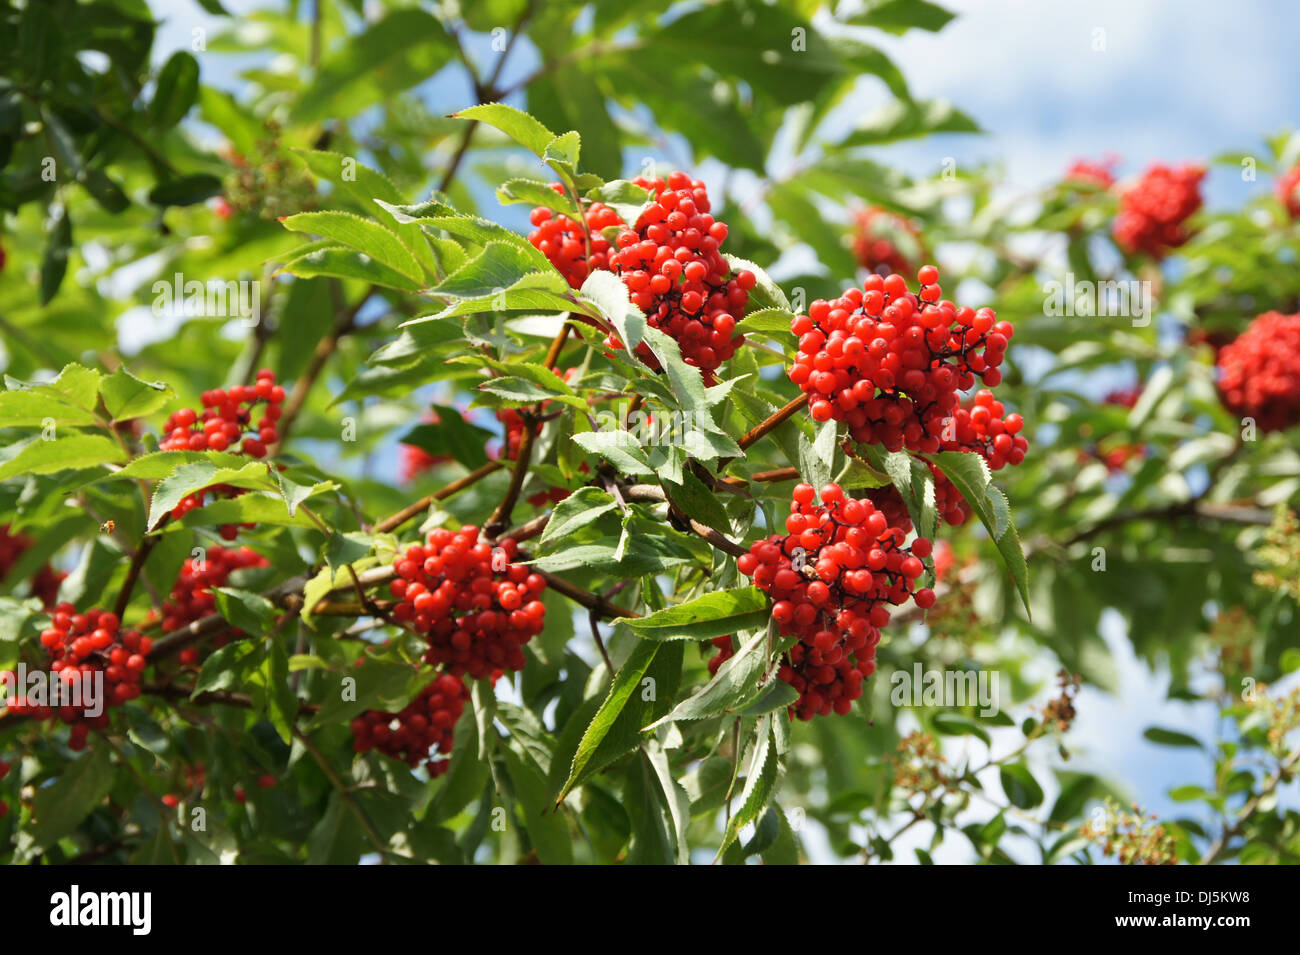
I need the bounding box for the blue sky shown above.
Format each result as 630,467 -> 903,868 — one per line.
143,0 -> 1298,861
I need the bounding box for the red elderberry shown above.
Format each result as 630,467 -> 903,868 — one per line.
1276,165 -> 1300,220
0,524 -> 66,608
926,388 -> 1028,526
159,369 -> 287,538
732,482 -> 935,721
1064,157 -> 1118,189
789,265 -> 1016,454
530,172 -> 753,381
388,527 -> 547,681
351,672 -> 468,776
1112,163 -> 1205,258
8,605 -> 151,748
1216,311 -> 1300,432
159,546 -> 269,666
851,206 -> 924,277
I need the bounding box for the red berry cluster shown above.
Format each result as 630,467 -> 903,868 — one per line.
734,482 -> 934,721
530,172 -> 754,380
1113,163 -> 1205,258
528,194 -> 623,289
389,528 -> 547,682
0,524 -> 65,608
160,369 -> 287,538
925,391 -> 1026,526
350,672 -> 468,776
1276,165 -> 1300,220
790,266 -> 1015,453
851,206 -> 923,277
10,606 -> 150,749
1216,311 -> 1300,432
1076,388 -> 1146,473
1064,157 -> 1117,189
160,370 -> 285,457
160,546 -> 269,666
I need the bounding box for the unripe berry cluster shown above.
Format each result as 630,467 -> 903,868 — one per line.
851,206 -> 922,277
10,606 -> 151,748
734,482 -> 934,721
1216,311 -> 1300,432
1113,163 -> 1205,258
530,173 -> 754,380
351,672 -> 468,776
1276,165 -> 1300,220
389,528 -> 547,682
160,546 -> 269,666
790,266 -> 1015,453
0,524 -> 65,608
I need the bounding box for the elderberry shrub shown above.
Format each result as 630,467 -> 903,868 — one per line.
789,265 -> 1015,453
8,607 -> 151,749
733,482 -> 935,721
389,527 -> 547,682
1216,311 -> 1300,432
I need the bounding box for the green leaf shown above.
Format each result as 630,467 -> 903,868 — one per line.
538,487 -> 619,546
851,0 -> 956,34
148,174 -> 223,207
277,244 -> 423,291
149,51 -> 200,127
99,367 -> 173,421
999,763 -> 1045,809
496,178 -> 580,218
718,715 -> 780,856
399,406 -> 494,471
434,241 -> 567,300
646,629 -> 769,728
147,461 -> 272,529
212,587 -> 276,636
927,451 -> 1030,616
306,793 -> 366,864
931,712 -> 991,744
0,433 -> 126,481
79,168 -> 129,214
192,642 -> 257,696
842,99 -> 980,147
1143,727 -> 1203,749
557,640 -> 683,800
623,587 -> 769,642
570,429 -> 655,477
27,744 -> 115,849
501,747 -> 574,865
40,207 -> 71,305
281,211 -> 424,283
454,103 -> 559,160
294,9 -> 455,123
